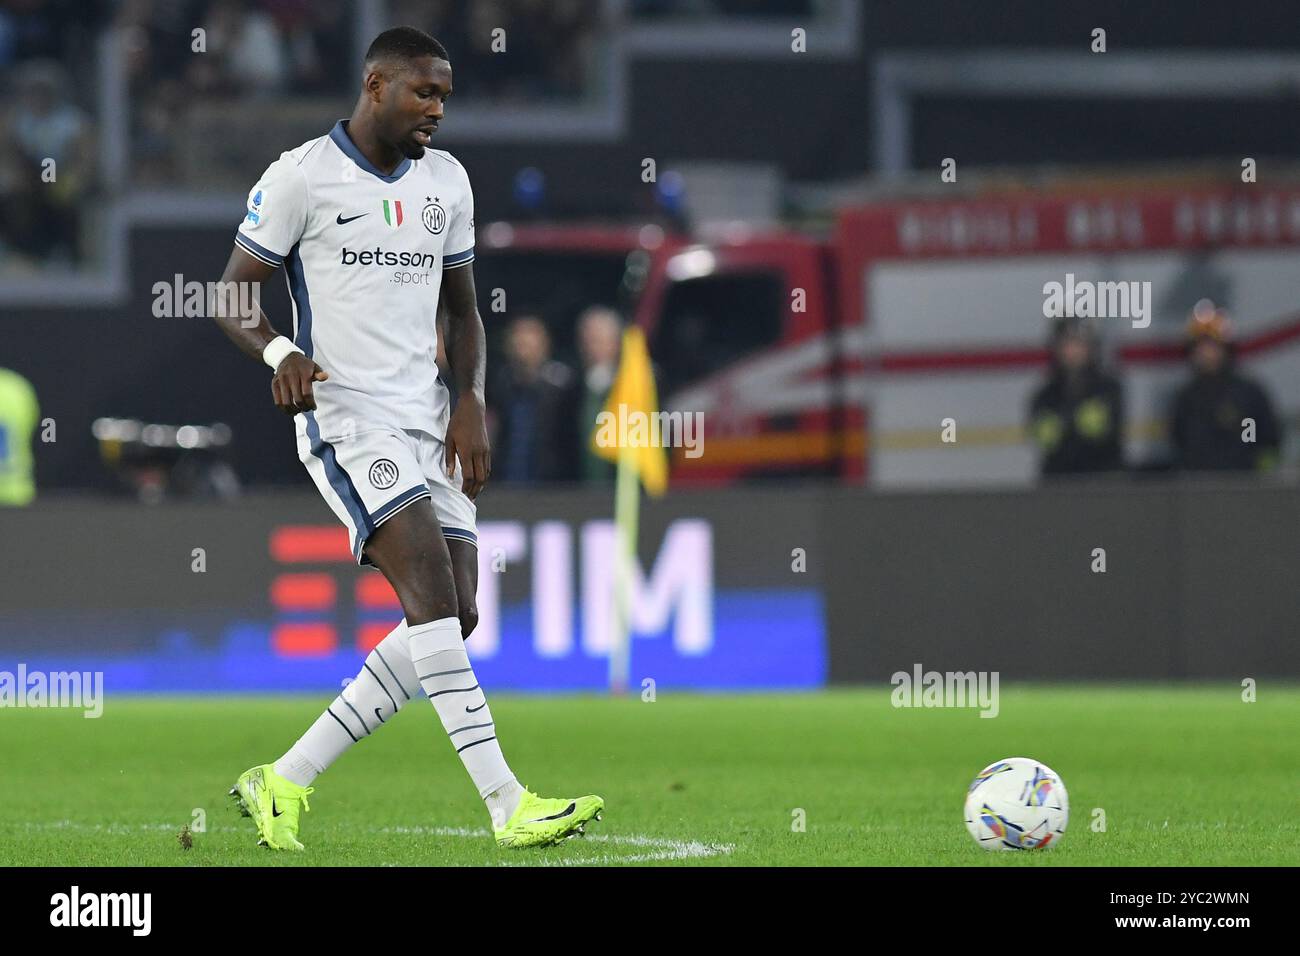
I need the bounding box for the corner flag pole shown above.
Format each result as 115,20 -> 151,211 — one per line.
595,326 -> 666,696
609,441 -> 638,695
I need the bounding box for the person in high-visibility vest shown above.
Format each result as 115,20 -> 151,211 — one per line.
1027,317 -> 1125,477
0,367 -> 39,505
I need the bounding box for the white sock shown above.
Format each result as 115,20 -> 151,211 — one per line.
407,617 -> 518,819
273,749 -> 319,788
274,620 -> 421,786
484,779 -> 525,829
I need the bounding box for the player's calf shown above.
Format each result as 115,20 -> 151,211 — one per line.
271,623 -> 423,789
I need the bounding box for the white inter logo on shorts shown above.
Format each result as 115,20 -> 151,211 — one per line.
369,458 -> 399,489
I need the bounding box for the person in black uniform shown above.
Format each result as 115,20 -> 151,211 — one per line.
487,315 -> 580,483
1170,302 -> 1280,473
1028,317 -> 1125,477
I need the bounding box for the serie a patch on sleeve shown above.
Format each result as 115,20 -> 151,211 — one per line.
245,187 -> 267,227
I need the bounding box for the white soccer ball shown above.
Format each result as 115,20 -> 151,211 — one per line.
963,756 -> 1069,851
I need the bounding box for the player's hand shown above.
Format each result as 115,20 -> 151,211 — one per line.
445,395 -> 491,499
271,353 -> 329,415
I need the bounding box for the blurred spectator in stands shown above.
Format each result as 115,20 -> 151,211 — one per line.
0,367 -> 40,505
462,0 -> 541,100
118,0 -> 352,182
0,59 -> 94,267
117,0 -> 198,85
120,0 -> 601,186
488,315 -> 579,483
0,0 -> 102,69
1170,301 -> 1279,473
392,0 -> 599,101
185,0 -> 288,97
116,0 -> 200,181
523,0 -> 599,99
576,306 -> 621,483
1027,317 -> 1124,477
264,0 -> 352,95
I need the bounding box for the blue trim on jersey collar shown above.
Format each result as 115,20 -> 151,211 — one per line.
330,120 -> 412,183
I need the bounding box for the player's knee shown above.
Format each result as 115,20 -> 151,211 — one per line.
459,605 -> 478,640
389,560 -> 458,622
392,586 -> 458,625
414,593 -> 460,623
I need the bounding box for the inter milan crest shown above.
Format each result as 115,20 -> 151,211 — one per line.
369,458 -> 399,490
423,197 -> 446,235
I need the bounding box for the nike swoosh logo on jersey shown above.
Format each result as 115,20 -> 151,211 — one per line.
466,701 -> 487,713
336,212 -> 368,225
526,802 -> 577,823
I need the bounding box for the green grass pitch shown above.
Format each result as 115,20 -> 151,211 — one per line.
1,685 -> 1295,866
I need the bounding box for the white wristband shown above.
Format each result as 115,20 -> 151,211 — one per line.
262,336 -> 304,371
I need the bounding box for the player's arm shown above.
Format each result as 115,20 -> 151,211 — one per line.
213,245 -> 327,415
439,262 -> 490,499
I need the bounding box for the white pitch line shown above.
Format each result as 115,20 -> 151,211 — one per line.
17,822 -> 245,834
498,843 -> 733,866
373,824 -> 734,864
14,821 -> 735,864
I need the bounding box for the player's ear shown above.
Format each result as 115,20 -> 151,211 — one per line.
362,67 -> 384,101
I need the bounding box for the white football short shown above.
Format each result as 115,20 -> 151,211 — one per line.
295,414 -> 477,567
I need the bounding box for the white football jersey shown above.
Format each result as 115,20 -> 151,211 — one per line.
235,119 -> 475,442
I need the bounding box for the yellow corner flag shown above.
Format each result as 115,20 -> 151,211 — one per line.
590,326 -> 668,496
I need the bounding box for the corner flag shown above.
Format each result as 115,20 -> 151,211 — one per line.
590,326 -> 668,496
590,327 -> 669,693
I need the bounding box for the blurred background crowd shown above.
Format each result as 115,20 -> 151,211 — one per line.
0,1 -> 99,270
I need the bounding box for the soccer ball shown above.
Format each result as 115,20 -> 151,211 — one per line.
964,757 -> 1069,851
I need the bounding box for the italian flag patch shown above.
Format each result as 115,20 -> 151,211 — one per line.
382,199 -> 404,227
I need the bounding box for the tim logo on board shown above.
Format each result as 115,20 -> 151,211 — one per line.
450,519 -> 826,690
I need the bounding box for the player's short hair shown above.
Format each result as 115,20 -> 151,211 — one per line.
364,27 -> 449,71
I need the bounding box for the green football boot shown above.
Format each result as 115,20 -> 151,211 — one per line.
494,787 -> 604,848
229,763 -> 314,851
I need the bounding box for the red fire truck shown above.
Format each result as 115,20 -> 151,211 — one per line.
477,184 -> 1300,486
